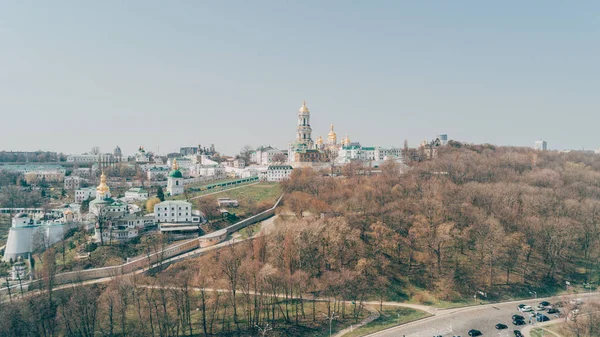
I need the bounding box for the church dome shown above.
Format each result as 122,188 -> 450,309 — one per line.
169,159 -> 183,178
96,172 -> 110,195
343,134 -> 351,146
316,136 -> 324,145
299,100 -> 309,114
327,124 -> 337,142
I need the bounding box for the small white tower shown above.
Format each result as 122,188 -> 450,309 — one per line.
167,159 -> 184,196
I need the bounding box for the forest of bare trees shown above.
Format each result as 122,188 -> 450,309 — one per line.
1,144 -> 600,336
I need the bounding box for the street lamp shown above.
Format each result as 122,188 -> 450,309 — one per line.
323,312 -> 339,337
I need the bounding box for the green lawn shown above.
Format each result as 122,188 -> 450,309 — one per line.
530,325 -> 561,337
200,183 -> 282,218
343,306 -> 430,337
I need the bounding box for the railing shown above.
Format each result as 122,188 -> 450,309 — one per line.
0,194 -> 284,296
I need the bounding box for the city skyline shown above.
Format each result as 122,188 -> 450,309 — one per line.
1,1 -> 599,155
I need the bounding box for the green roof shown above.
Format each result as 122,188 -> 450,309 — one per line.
169,169 -> 183,178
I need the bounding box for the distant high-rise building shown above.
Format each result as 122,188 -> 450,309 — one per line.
436,134 -> 448,146
534,140 -> 547,151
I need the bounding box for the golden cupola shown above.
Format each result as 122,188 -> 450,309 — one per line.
299,100 -> 310,114
316,136 -> 324,145
96,171 -> 110,196
327,124 -> 337,144
343,134 -> 351,146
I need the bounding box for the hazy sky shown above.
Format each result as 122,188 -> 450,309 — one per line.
1,1 -> 599,156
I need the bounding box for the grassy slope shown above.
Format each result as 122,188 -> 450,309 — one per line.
343,307 -> 430,337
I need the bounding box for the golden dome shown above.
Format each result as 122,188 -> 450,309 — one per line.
316,136 -> 324,145
343,134 -> 351,145
97,171 -> 110,195
299,100 -> 309,113
327,124 -> 337,141
172,158 -> 179,170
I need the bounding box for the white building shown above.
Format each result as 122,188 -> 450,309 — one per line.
154,200 -> 201,223
135,146 -> 151,163
146,166 -> 170,181
0,164 -> 66,175
64,176 -> 81,190
266,165 -> 293,182
534,140 -> 547,151
67,154 -> 99,163
167,157 -> 193,174
3,213 -> 74,262
124,187 -> 149,201
252,146 -> 287,165
189,164 -> 226,178
167,159 -> 184,196
75,187 -> 96,203
72,167 -> 93,178
374,147 -> 403,161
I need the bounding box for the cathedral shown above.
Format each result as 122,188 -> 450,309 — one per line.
288,101 -> 349,167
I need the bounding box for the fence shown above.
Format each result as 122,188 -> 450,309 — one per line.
0,194 -> 284,296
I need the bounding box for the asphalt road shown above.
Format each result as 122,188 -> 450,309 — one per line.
369,294 -> 600,337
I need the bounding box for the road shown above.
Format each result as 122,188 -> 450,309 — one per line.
367,293 -> 600,337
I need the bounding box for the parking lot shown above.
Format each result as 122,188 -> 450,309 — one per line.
372,299 -> 565,337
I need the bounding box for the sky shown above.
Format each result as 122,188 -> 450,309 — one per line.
1,1 -> 599,156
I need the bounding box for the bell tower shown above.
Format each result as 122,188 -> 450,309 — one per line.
296,100 -> 313,148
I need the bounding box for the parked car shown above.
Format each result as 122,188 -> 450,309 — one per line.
514,331 -> 523,337
520,305 -> 533,312
517,304 -> 526,310
535,305 -> 546,311
513,319 -> 526,326
496,324 -> 508,330
536,314 -> 550,322
547,308 -> 559,314
539,301 -> 551,307
512,314 -> 524,321
468,330 -> 482,337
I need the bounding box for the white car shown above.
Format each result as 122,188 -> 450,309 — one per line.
520,305 -> 533,312
535,305 -> 546,311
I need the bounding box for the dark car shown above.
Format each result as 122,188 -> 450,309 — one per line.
496,324 -> 508,330
513,319 -> 526,326
539,301 -> 551,307
514,330 -> 523,337
547,308 -> 559,314
517,304 -> 526,309
469,330 -> 482,337
536,315 -> 550,322
512,315 -> 524,321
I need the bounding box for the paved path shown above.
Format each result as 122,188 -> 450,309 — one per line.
334,305 -> 381,337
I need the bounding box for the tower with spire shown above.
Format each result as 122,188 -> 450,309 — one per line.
296,101 -> 313,149
167,159 -> 184,196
